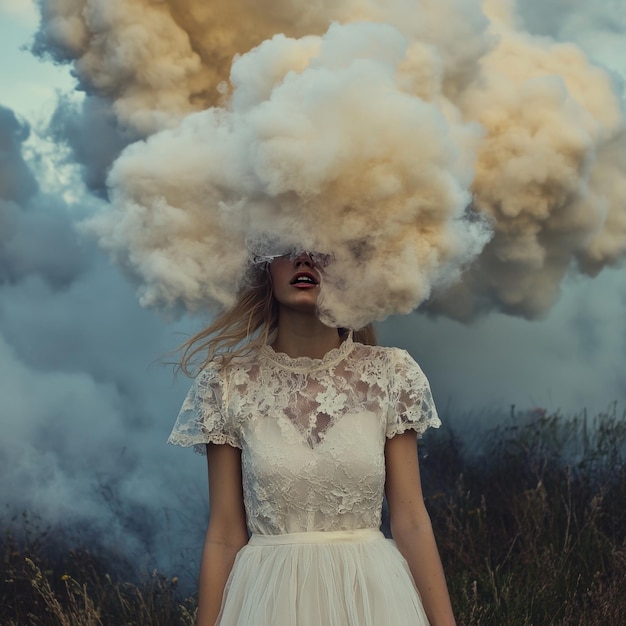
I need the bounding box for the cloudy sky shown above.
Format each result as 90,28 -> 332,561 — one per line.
0,0 -> 206,576
1,0 -> 625,581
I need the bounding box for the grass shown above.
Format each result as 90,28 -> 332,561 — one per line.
420,405 -> 626,625
1,514 -> 196,625
2,407 -> 625,625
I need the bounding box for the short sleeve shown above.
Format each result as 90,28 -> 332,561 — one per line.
386,349 -> 441,439
167,365 -> 241,453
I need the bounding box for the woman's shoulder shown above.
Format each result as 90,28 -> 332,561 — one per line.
351,341 -> 415,364
194,359 -> 222,381
187,361 -> 224,399
196,348 -> 261,381
351,341 -> 427,382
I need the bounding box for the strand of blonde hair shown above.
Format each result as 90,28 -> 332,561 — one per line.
176,266 -> 377,376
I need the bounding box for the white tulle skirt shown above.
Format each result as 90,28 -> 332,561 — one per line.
216,528 -> 430,626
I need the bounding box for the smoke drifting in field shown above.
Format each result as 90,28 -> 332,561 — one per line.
0,104 -> 203,579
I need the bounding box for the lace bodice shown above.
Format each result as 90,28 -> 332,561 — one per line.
168,336 -> 441,535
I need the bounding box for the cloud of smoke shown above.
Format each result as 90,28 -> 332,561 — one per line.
1,107 -> 87,288
430,2 -> 626,318
33,0 -> 491,129
48,95 -> 141,195
0,108 -> 38,203
380,266 -> 626,417
0,103 -> 205,582
33,0 -> 626,326
88,21 -> 488,328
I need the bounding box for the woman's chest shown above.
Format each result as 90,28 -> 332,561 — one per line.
240,409 -> 386,525
227,367 -> 387,441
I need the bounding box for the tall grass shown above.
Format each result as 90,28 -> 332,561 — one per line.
1,513 -> 196,625
420,406 -> 626,625
2,408 -> 625,625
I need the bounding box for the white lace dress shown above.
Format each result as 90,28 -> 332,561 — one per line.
168,335 -> 441,625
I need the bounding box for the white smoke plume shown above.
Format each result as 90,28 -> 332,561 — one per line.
33,0 -> 490,129
431,2 -> 626,318
90,20 -> 488,329
33,0 -> 626,326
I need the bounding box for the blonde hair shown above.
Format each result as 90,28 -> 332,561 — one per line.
177,265 -> 376,376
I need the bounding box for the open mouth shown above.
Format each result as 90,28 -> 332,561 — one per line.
290,272 -> 319,286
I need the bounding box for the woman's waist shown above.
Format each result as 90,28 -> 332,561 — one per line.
248,527 -> 384,546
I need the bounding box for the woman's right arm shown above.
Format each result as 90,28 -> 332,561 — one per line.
197,442 -> 249,626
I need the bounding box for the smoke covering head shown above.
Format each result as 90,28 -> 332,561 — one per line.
34,0 -> 626,326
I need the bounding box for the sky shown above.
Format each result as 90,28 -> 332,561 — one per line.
1,0 -> 625,582
0,0 -> 206,577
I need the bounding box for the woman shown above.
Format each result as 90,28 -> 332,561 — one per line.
169,251 -> 456,626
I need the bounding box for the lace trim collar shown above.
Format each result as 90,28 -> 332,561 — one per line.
260,332 -> 355,372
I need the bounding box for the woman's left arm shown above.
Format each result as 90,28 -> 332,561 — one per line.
385,430 -> 456,626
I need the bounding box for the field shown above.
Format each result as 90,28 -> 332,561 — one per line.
2,407 -> 625,625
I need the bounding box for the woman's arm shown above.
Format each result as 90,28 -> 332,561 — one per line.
385,431 -> 456,626
197,442 -> 249,626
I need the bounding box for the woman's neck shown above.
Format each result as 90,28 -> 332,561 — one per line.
271,311 -> 342,359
